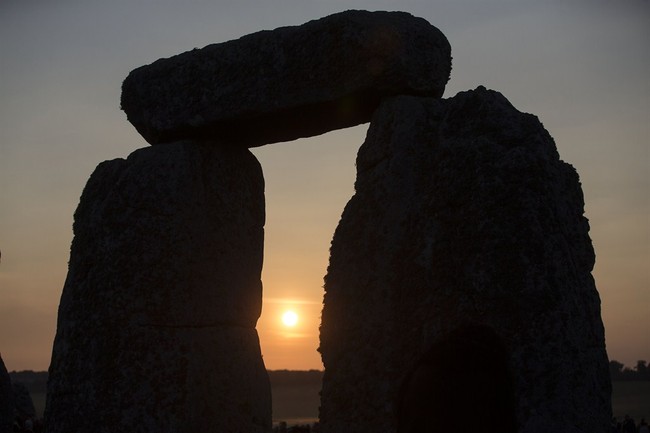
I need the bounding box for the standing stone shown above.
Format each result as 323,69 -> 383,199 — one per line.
12,383 -> 35,421
121,10 -> 451,146
45,141 -> 271,433
0,355 -> 13,433
319,87 -> 611,433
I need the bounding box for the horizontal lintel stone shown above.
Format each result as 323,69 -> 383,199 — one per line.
121,10 -> 452,146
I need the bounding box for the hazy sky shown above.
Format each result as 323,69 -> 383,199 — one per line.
1,0 -> 648,372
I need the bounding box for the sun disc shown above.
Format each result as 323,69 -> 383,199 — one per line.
282,310 -> 299,327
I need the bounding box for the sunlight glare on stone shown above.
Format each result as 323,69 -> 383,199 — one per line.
282,310 -> 299,327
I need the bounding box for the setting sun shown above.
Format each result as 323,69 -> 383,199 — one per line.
282,310 -> 299,327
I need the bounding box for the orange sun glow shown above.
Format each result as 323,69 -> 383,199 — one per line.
282,310 -> 299,327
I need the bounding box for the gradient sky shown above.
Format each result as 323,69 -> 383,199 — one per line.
1,0 -> 648,372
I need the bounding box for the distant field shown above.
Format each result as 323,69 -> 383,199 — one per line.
23,377 -> 650,424
271,380 -> 650,424
270,380 -> 650,424
612,381 -> 650,420
32,392 -> 46,418
271,382 -> 320,423
269,370 -> 321,424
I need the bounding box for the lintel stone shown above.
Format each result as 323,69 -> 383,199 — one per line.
121,10 -> 451,146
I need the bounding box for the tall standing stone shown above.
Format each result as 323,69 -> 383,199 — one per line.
0,355 -> 13,433
319,87 -> 611,432
12,383 -> 35,422
45,141 -> 271,433
121,10 -> 451,146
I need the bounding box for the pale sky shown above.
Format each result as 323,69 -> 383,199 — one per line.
1,0 -> 648,372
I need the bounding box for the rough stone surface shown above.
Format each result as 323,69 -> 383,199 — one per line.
0,355 -> 13,433
11,383 -> 35,420
121,10 -> 451,146
319,87 -> 611,433
45,141 -> 271,433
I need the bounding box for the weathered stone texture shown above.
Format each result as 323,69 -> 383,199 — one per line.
319,87 -> 611,433
12,383 -> 35,421
0,355 -> 13,433
45,141 -> 271,433
121,10 -> 451,146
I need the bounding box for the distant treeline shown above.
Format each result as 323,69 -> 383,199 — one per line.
8,363 -> 647,393
268,370 -> 323,387
8,370 -> 48,393
7,370 -> 325,394
609,360 -> 650,381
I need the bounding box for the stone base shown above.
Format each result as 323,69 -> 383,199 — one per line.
46,326 -> 271,433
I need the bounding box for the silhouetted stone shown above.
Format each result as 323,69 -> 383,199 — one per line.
12,383 -> 35,421
121,10 -> 451,146
45,141 -> 271,432
319,87 -> 611,433
0,355 -> 13,433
